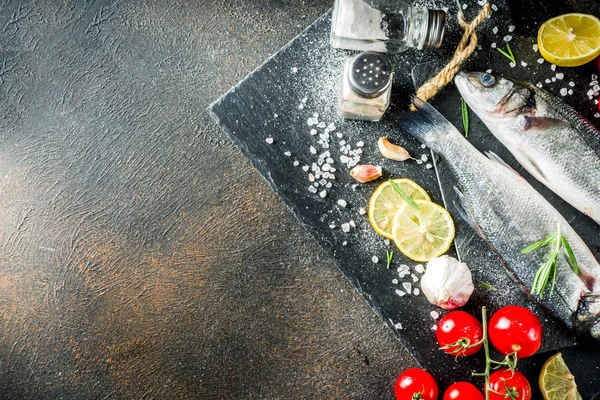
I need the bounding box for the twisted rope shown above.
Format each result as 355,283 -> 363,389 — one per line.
410,2 -> 491,110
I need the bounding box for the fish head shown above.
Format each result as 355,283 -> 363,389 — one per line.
575,293 -> 600,340
454,71 -> 535,125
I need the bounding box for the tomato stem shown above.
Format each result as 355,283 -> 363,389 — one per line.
481,306 -> 491,400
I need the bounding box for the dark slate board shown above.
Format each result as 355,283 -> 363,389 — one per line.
209,3 -> 600,395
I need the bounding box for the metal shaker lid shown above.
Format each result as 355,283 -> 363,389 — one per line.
348,51 -> 392,99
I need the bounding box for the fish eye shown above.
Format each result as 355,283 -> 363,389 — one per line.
479,73 -> 496,88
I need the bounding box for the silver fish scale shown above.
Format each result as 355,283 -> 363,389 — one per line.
398,99 -> 600,338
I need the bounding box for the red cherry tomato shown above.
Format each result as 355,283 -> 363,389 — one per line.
443,382 -> 484,400
487,369 -> 531,400
394,368 -> 439,400
436,311 -> 483,357
488,306 -> 542,358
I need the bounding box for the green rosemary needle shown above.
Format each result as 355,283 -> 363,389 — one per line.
461,98 -> 469,137
497,43 -> 516,64
388,179 -> 420,211
386,250 -> 394,269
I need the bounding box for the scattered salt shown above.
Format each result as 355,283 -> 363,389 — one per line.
551,64 -> 556,71
431,325 -> 438,331
395,322 -> 403,329
413,288 -> 420,296
492,26 -> 498,34
510,62 -> 516,68
595,113 -> 600,119
508,25 -> 515,32
555,73 -> 564,80
551,77 -> 556,82
302,165 -> 309,172
537,58 -> 544,64
491,4 -> 498,11
298,104 -> 304,110
359,207 -> 366,215
319,190 -> 327,198
415,264 -> 425,274
536,82 -> 543,88
462,3 -> 467,9
411,273 -> 419,282
284,151 -> 291,156
568,89 -> 573,95
431,311 -> 440,319
402,282 -> 412,293
560,88 -> 568,97
420,144 -> 427,149
265,137 -> 274,144
301,97 -> 307,104
532,44 -> 538,52
341,223 -> 350,232
309,146 -> 317,154
545,78 -> 551,84
491,42 -> 497,48
392,279 -> 398,284
316,121 -> 326,128
486,69 -> 493,73
329,223 -> 336,229
568,81 -> 575,87
293,160 -> 299,167
337,199 -> 347,207
520,61 -> 528,67
425,163 -> 433,169
310,128 -> 317,135
503,35 -> 512,42
398,265 -> 409,272
372,256 -> 379,263
308,186 -> 317,193
342,241 -> 347,246
395,289 -> 406,297
291,67 -> 298,73
416,159 -> 423,165
273,113 -> 278,118
421,154 -> 428,162
356,141 -> 364,147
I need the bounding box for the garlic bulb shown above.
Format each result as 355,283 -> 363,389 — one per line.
420,255 -> 474,310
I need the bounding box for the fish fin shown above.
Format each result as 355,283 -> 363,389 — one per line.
391,98 -> 459,144
523,116 -> 569,131
518,151 -> 548,182
453,187 -> 486,240
484,151 -> 518,172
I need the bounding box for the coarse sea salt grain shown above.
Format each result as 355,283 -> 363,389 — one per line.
337,199 -> 347,207
537,58 -> 544,64
430,311 -> 440,319
302,165 -> 309,172
545,78 -> 551,84
508,25 -> 515,32
560,88 -> 568,96
491,42 -> 497,48
536,82 -> 543,88
395,322 -> 403,329
551,77 -> 556,82
411,273 -> 419,282
402,282 -> 412,293
372,256 -> 379,263
503,35 -> 512,42
425,163 -> 433,169
421,154 -> 428,162
520,61 -> 528,67
310,128 -> 317,135
491,4 -> 498,11
421,144 -> 427,149
359,207 -> 366,215
293,161 -> 299,166
510,62 -> 516,68
341,223 -> 350,232
284,151 -> 291,156
492,26 -> 498,34
595,113 -> 600,119
486,69 -> 493,73
266,137 -> 274,144
392,278 -> 398,284
319,190 -> 327,198
413,288 -> 420,296
415,264 -> 425,273
568,89 -> 573,95
395,289 -> 406,297
291,67 -> 298,73
533,44 -> 539,52
551,64 -> 556,71
298,104 -> 304,110
555,73 -> 564,80
569,81 -> 575,87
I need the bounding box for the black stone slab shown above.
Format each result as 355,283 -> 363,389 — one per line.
209,3 -> 600,395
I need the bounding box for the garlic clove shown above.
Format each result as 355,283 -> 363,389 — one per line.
420,255 -> 474,310
378,137 -> 413,161
350,164 -> 382,183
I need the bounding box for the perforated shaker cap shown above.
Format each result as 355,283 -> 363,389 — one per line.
348,51 -> 392,99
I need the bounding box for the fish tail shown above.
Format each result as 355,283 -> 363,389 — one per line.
391,98 -> 460,148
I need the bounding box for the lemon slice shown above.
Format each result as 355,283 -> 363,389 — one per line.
368,179 -> 430,239
391,199 -> 454,262
537,13 -> 600,67
539,353 -> 582,400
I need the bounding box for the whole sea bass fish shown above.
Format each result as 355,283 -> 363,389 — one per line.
455,71 -> 600,224
395,98 -> 600,339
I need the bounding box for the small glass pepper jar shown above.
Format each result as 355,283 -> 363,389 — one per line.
338,51 -> 393,121
331,0 -> 446,53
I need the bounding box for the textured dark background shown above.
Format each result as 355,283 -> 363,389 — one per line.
0,1 -> 412,399
1,1 -> 599,399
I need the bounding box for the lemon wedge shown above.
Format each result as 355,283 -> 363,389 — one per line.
539,353 -> 582,400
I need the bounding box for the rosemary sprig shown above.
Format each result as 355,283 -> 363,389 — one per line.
388,179 -> 420,211
497,43 -> 516,64
522,224 -> 579,298
478,281 -> 497,291
461,98 -> 469,137
386,250 -> 394,269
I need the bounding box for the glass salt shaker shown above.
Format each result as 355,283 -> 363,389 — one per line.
338,51 -> 393,121
331,0 -> 446,53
